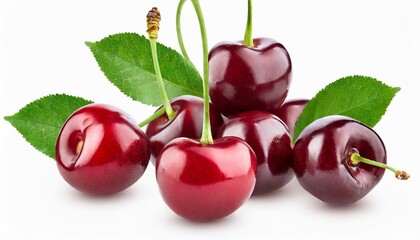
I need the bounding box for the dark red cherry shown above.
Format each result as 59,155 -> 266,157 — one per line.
217,111 -> 293,195
146,95 -> 224,165
55,103 -> 150,195
293,115 -> 386,205
156,137 -> 257,222
272,99 -> 308,138
209,38 -> 292,116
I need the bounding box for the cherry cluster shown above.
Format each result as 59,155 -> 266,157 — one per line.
54,2 -> 408,222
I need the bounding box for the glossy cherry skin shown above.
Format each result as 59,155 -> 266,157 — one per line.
156,137 -> 257,222
146,95 -> 224,165
293,115 -> 386,205
56,103 -> 150,195
216,111 -> 293,195
209,37 -> 292,116
272,99 -> 308,138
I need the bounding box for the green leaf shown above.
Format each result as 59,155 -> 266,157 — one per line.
293,75 -> 400,142
4,94 -> 93,159
86,33 -> 203,106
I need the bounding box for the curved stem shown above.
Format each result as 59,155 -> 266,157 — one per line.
243,0 -> 254,47
146,8 -> 175,120
350,152 -> 410,180
150,39 -> 176,120
176,0 -> 191,62
138,107 -> 166,128
190,0 -> 213,144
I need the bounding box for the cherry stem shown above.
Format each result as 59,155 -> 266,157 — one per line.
350,152 -> 410,180
147,8 -> 176,120
138,107 -> 166,128
176,0 -> 191,62
243,0 -> 254,47
75,140 -> 84,155
190,0 -> 213,144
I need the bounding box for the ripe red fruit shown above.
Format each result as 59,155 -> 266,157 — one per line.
293,115 -> 386,204
209,38 -> 292,116
55,103 -> 150,195
272,99 -> 308,138
146,95 -> 224,165
156,137 -> 257,221
217,111 -> 293,194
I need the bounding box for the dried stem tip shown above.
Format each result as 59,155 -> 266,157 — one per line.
147,7 -> 161,40
395,171 -> 410,180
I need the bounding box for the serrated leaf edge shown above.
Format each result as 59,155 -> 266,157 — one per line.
86,33 -> 203,106
4,94 -> 93,160
293,75 -> 400,142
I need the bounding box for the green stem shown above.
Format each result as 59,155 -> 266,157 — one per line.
191,0 -> 213,144
350,152 -> 410,180
138,107 -> 166,128
176,0 -> 191,62
243,0 -> 254,47
149,39 -> 175,120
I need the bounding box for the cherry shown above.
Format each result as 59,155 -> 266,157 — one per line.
209,38 -> 291,117
293,115 -> 409,205
208,0 -> 291,116
156,137 -> 256,221
272,99 -> 308,138
157,2 -> 256,221
145,95 -> 223,165
217,111 -> 293,195
55,103 -> 150,195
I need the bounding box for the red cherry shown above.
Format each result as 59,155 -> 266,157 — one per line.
293,115 -> 386,204
55,103 -> 150,195
209,38 -> 292,116
146,95 -> 223,165
272,99 -> 308,138
217,111 -> 293,195
156,137 -> 257,222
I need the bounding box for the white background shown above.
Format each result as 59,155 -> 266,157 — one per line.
1,0 -> 419,239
